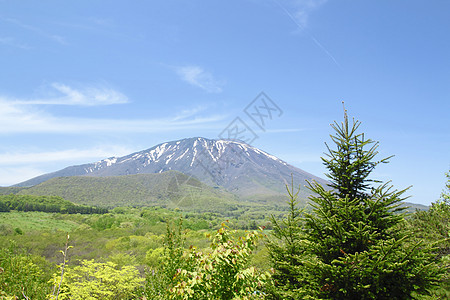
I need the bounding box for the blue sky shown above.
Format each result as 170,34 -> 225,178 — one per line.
0,0 -> 448,205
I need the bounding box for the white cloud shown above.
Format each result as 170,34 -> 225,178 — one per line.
176,65 -> 224,93
0,146 -> 135,186
277,0 -> 328,28
172,105 -> 208,121
5,17 -> 68,45
0,146 -> 133,166
265,128 -> 306,133
0,97 -> 226,134
0,166 -> 45,187
0,36 -> 30,49
0,99 -> 49,130
10,82 -> 129,106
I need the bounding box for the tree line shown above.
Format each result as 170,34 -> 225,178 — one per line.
0,194 -> 108,214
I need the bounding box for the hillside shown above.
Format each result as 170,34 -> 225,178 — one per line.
0,186 -> 27,195
17,171 -> 240,212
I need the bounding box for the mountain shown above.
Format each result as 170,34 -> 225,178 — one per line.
16,137 -> 328,203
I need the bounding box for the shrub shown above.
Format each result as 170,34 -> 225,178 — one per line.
48,259 -> 143,299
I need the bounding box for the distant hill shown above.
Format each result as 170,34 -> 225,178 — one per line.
0,186 -> 26,195
400,202 -> 429,213
15,137 -> 329,204
15,171 -> 240,212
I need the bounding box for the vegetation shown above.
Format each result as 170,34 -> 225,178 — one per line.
0,241 -> 52,299
408,170 -> 450,299
171,223 -> 270,299
0,113 -> 448,299
266,180 -> 306,299
0,194 -> 108,214
13,172 -> 239,212
267,110 -> 444,299
48,259 -> 144,299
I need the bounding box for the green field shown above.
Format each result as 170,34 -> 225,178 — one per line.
0,211 -> 80,233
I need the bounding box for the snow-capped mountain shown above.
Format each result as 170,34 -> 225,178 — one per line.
16,137 -> 327,199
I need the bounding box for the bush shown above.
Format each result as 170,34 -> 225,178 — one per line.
144,219 -> 271,299
0,241 -> 52,299
169,223 -> 271,299
48,259 -> 143,299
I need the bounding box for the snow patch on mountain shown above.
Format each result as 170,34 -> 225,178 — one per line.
175,148 -> 190,162
104,157 -> 118,167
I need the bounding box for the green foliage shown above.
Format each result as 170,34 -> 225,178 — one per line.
0,241 -> 52,299
144,218 -> 190,299
440,171 -> 450,204
0,206 -> 225,268
144,219 -> 271,299
409,170 -> 450,298
410,183 -> 450,258
0,201 -> 9,212
268,110 -> 442,299
18,172 -> 238,212
169,223 -> 271,299
266,181 -> 313,299
90,214 -> 119,230
0,211 -> 81,234
145,247 -> 164,267
0,194 -> 107,214
48,259 -> 143,300
0,186 -> 26,195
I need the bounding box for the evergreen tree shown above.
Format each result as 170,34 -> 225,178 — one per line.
408,170 -> 450,298
439,170 -> 450,204
266,178 -> 311,299
268,108 -> 442,299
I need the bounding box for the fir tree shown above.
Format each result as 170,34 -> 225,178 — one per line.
408,170 -> 450,298
268,108 -> 442,299
266,178 -> 311,299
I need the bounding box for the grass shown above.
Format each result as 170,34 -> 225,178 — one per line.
0,211 -> 80,233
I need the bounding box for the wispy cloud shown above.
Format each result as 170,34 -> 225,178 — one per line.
0,146 -> 133,166
276,0 -> 328,28
264,128 -> 307,133
274,0 -> 340,67
9,83 -> 129,106
0,166 -> 45,186
176,65 -> 225,93
0,36 -> 30,49
0,145 -> 134,186
5,17 -> 67,45
172,105 -> 208,121
0,97 -> 226,134
89,17 -> 114,27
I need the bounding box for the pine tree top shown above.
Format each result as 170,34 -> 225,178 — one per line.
322,106 -> 393,201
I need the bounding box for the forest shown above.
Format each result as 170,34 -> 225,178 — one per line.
0,195 -> 108,215
0,114 -> 449,299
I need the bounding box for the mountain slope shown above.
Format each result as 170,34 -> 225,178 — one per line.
16,137 -> 328,202
17,171 -> 238,211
